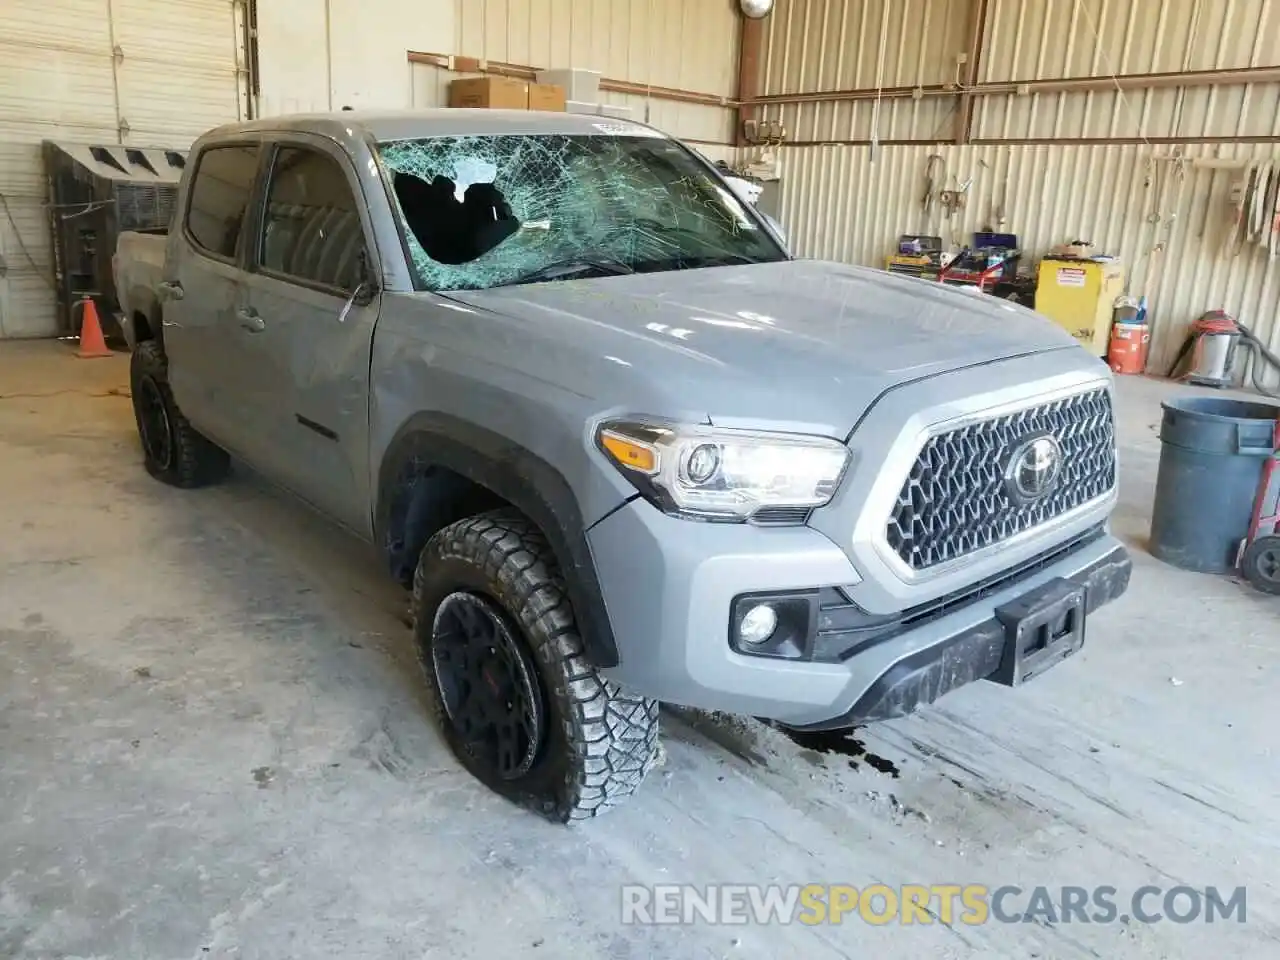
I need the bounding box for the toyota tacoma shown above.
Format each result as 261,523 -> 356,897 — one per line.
113,109 -> 1131,820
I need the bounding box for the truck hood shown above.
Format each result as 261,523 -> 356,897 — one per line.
444,259 -> 1083,438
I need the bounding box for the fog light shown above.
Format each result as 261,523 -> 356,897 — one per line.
738,603 -> 778,645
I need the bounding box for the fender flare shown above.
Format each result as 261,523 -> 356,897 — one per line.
374,412 -> 620,668
122,287 -> 163,352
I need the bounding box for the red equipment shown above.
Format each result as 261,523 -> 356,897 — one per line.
938,252 -> 1011,293
1107,322 -> 1150,375
1236,418 -> 1280,594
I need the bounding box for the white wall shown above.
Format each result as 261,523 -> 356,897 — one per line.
258,0 -> 738,141
409,0 -> 740,145
257,0 -> 456,115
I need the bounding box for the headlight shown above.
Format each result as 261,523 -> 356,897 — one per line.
596,419 -> 850,523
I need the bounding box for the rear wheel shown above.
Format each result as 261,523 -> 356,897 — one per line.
130,340 -> 230,488
413,510 -> 659,821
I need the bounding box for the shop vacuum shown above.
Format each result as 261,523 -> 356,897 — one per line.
1168,309 -> 1280,398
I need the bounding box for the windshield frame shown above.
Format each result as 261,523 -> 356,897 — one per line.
372,130 -> 790,293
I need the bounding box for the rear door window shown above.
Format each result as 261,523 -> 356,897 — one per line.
256,146 -> 364,294
185,144 -> 260,260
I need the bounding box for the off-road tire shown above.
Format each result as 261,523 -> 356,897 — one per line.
413,510 -> 660,821
130,340 -> 230,488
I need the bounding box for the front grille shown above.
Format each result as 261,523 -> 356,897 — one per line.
886,387 -> 1116,571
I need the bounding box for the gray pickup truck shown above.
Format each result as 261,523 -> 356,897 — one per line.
113,109 -> 1131,821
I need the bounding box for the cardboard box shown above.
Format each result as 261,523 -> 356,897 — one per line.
565,99 -> 598,115
596,103 -> 633,120
449,76 -> 529,110
535,68 -> 602,102
527,82 -> 566,112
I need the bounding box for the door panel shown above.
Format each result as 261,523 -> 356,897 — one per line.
238,139 -> 379,536
164,248 -> 247,445
241,275 -> 377,532
163,143 -> 260,452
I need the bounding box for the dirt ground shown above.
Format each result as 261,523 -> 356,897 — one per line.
2,340 -> 1277,959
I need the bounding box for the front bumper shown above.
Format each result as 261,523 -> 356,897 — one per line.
785,541 -> 1131,730
589,499 -> 1131,727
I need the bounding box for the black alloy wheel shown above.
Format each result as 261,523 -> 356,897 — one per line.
128,340 -> 230,487
431,591 -> 545,780
413,510 -> 660,820
135,374 -> 174,472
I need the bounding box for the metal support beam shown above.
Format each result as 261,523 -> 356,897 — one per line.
748,64 -> 1280,107
954,0 -> 989,144
736,14 -> 764,146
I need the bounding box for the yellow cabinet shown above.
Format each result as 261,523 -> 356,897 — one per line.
1034,258 -> 1126,355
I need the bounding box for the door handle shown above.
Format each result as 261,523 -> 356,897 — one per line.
237,308 -> 265,332
158,280 -> 184,301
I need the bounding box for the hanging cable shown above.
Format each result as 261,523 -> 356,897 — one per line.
0,191 -> 55,293
922,154 -> 945,226
869,9 -> 888,163
1075,1 -> 1151,147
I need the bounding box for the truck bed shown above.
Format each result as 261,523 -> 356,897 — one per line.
112,230 -> 168,347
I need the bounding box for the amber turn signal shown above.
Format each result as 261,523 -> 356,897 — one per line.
600,430 -> 658,474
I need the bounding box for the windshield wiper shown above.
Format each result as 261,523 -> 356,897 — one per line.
667,252 -> 778,269
698,252 -> 770,265
497,256 -> 634,287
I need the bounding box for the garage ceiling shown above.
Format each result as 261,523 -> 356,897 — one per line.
0,0 -> 248,338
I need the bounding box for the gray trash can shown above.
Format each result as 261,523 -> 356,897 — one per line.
1149,395 -> 1280,573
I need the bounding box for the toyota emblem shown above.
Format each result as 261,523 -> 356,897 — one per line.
1005,434 -> 1063,503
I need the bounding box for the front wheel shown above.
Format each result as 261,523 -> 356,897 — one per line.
412,510 -> 659,821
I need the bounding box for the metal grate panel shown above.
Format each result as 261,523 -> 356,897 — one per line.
114,182 -> 178,231
751,505 -> 812,526
886,387 -> 1116,571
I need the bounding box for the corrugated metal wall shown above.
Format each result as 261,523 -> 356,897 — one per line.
756,0 -> 1280,143
977,0 -> 1280,141
752,0 -> 1280,388
758,0 -> 971,142
410,0 -> 739,145
774,141 -> 1280,385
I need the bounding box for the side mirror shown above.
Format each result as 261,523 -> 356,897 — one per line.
351,249 -> 380,306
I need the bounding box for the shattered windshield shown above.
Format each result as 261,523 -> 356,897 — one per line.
377,132 -> 786,291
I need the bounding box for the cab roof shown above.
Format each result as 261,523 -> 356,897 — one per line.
203,109 -> 666,145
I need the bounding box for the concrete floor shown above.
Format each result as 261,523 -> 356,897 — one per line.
1,340 -> 1277,960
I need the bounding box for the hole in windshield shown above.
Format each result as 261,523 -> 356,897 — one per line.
378,133 -> 786,291
393,171 -> 520,265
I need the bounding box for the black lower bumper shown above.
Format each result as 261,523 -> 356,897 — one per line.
785,544 -> 1133,732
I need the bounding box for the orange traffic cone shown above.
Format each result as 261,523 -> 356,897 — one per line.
76,297 -> 113,359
